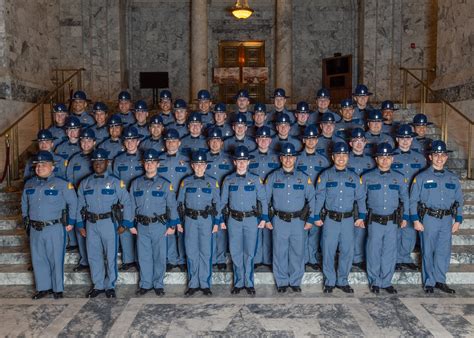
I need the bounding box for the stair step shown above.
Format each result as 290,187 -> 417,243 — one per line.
0,216 -> 21,230
0,264 -> 473,285
0,229 -> 26,246
452,229 -> 474,245
0,202 -> 21,217
0,191 -> 21,202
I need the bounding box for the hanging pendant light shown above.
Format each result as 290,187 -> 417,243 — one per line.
232,0 -> 254,20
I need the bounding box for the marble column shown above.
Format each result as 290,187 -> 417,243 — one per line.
275,0 -> 292,101
191,0 -> 208,100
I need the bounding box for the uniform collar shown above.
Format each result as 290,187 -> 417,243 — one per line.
335,168 -> 346,172
379,170 -> 390,175
283,170 -> 294,176
193,175 -> 205,180
236,173 -> 247,178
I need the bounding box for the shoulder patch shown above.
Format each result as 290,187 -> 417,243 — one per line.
169,184 -> 174,191
181,180 -> 185,188
360,177 -> 363,184
68,182 -> 74,190
259,178 -> 263,184
413,178 -> 416,183
120,180 -> 126,188
215,181 -> 219,188
307,177 -> 312,185
64,160 -> 68,167
318,176 -> 321,184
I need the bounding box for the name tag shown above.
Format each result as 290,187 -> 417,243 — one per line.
26,189 -> 35,195
249,163 -> 259,169
176,167 -> 187,173
268,163 -> 279,168
73,165 -> 81,171
135,166 -> 143,171
158,167 -> 168,173
118,166 -> 128,172
84,189 -> 94,195
219,164 -> 231,170
410,163 -> 422,169
424,182 -> 437,189
391,163 -> 403,169
186,187 -> 197,193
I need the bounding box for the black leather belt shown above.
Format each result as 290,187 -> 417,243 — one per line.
185,208 -> 209,220
426,207 -> 452,219
371,213 -> 396,225
29,219 -> 61,231
136,213 -> 167,225
86,211 -> 112,223
274,209 -> 303,222
229,208 -> 257,222
326,210 -> 353,222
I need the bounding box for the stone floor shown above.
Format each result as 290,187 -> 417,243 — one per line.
0,285 -> 473,337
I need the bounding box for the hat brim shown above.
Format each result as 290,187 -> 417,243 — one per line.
429,150 -> 453,154
233,155 -> 255,160
375,153 -> 394,157
270,95 -> 290,99
353,92 -> 373,96
279,152 -> 300,156
33,137 -> 57,142
411,122 -> 434,126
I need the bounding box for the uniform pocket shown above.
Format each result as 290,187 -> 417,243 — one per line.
293,184 -> 304,190
152,191 -> 164,197
424,182 -> 437,189
368,184 -> 381,190
101,189 -> 115,195
229,185 -> 238,191
273,183 -> 284,189
202,188 -> 212,194
44,189 -> 58,196
244,185 -> 255,191
326,181 -> 337,188
345,182 -> 356,188
389,184 -> 399,190
133,191 -> 144,197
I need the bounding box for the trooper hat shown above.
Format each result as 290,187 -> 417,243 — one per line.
65,116 -> 82,129
275,113 -> 291,125
191,150 -> 209,163
149,114 -> 164,125
107,114 -> 123,127
53,103 -> 68,113
197,89 -> 211,101
160,90 -> 172,101
429,140 -> 452,153
72,90 -> 87,101
302,125 -> 319,139
340,98 -> 353,109
187,112 -> 203,125
351,127 -> 366,139
143,149 -> 161,161
91,148 -> 109,161
122,126 -> 141,140
134,100 -> 148,112
207,127 -> 224,140
316,88 -> 331,99
235,89 -> 250,99
375,142 -> 394,156
381,100 -> 398,111
32,151 -> 55,164
213,103 -> 227,113
233,113 -> 248,125
367,110 -> 384,122
118,91 -> 131,101
396,124 -> 416,138
255,126 -> 272,138
353,84 -> 373,96
412,113 -> 433,126
253,103 -> 267,114
296,101 -> 311,113
271,88 -> 289,98
280,143 -> 299,156
233,145 -> 254,160
79,128 -> 96,140
320,112 -> 337,124
163,128 -> 180,140
34,129 -> 56,142
93,101 -> 108,112
174,99 -> 187,110
332,142 -> 350,154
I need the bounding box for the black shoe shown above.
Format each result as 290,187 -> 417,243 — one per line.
166,263 -> 176,272
246,287 -> 256,295
27,265 -> 34,271
254,263 -> 262,269
119,262 -> 137,271
135,288 -> 152,296
201,288 -> 212,296
105,289 -> 116,298
154,288 -> 165,296
53,292 -> 64,299
217,263 -> 227,271
435,282 -> 455,294
73,264 -> 89,272
290,286 -> 302,293
323,286 -> 334,293
383,286 -> 398,294
336,285 -> 354,293
395,263 -> 403,271
370,286 -> 380,294
402,263 -> 418,271
87,288 -> 104,298
306,263 -> 321,271
184,288 -> 199,296
277,286 -> 288,293
231,287 -> 243,294
424,286 -> 434,294
32,289 -> 52,300
178,264 -> 187,272
66,245 -> 78,252
352,262 -> 366,271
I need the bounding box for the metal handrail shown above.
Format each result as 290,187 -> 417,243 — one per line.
400,67 -> 473,179
0,68 -> 85,190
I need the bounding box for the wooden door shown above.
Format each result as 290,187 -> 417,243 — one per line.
218,41 -> 265,104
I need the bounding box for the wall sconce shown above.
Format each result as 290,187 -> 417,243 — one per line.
232,0 -> 254,20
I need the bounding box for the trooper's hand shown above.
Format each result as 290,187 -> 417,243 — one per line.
220,222 -> 227,230
165,227 -> 175,236
354,219 -> 365,228
266,222 -> 273,230
400,220 -> 407,229
177,224 -> 184,233
212,224 -> 219,233
65,225 -> 74,232
79,228 -> 87,237
304,222 -> 312,230
314,220 -> 324,227
258,220 -> 266,229
129,227 -> 138,235
452,222 -> 460,233
414,220 -> 424,232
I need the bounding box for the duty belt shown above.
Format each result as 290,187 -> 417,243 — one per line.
185,207 -> 210,220
86,211 -> 112,223
326,210 -> 353,222
426,207 -> 452,219
229,208 -> 257,222
29,219 -> 61,231
136,213 -> 167,225
274,209 -> 304,223
371,212 -> 396,225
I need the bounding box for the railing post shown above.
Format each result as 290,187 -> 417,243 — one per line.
39,102 -> 45,129
469,123 -> 473,179
420,85 -> 426,114
402,69 -> 407,109
441,102 -> 447,143
10,125 -> 19,180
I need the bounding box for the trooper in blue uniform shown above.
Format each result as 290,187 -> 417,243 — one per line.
224,113 -> 257,153
362,142 -> 410,294
352,84 -> 374,121
113,126 -> 143,271
249,103 -> 273,138
335,98 -> 364,141
381,100 -> 400,137
24,130 -> 67,181
89,102 -> 109,143
314,142 -> 366,293
131,149 -> 179,296
117,90 -> 136,127
132,100 -> 150,139
296,125 -> 330,270
290,101 -> 312,137
271,113 -> 302,153
249,126 -> 279,267
391,124 -> 427,271
168,99 -> 189,138
159,129 -> 191,270
207,103 -> 233,139
195,89 -> 214,125
411,113 -> 433,155
22,151 -> 77,299
177,150 -> 223,296
221,146 -> 269,295
268,88 -> 294,125
265,143 -> 315,293
70,90 -> 94,127
309,88 -> 337,125
347,128 -> 376,271
158,90 -> 175,126
180,112 -> 208,156
54,116 -> 81,161
76,148 -> 134,298
139,115 -> 166,153
364,110 -> 395,156
234,89 -> 253,122
206,127 -> 233,270
48,103 -> 68,147
66,128 -> 96,269
410,140 -> 463,294
98,114 -> 125,160
316,112 -> 345,157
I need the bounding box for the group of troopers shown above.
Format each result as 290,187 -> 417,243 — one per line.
21,84 -> 464,299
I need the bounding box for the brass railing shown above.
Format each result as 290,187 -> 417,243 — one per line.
401,67 -> 473,179
0,68 -> 85,191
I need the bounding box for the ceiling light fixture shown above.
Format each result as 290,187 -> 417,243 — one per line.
232,0 -> 254,20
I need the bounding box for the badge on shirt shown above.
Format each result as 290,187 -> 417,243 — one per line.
106,183 -> 113,189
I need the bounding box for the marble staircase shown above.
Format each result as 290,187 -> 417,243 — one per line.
0,181 -> 473,286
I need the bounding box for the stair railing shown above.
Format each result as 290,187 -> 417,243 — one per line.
0,68 -> 85,191
400,67 -> 473,179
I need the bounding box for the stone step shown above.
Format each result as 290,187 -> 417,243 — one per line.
0,229 -> 26,246
452,229 -> 474,245
0,202 -> 21,217
0,191 -> 21,202
0,264 -> 473,285
0,216 -> 21,230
